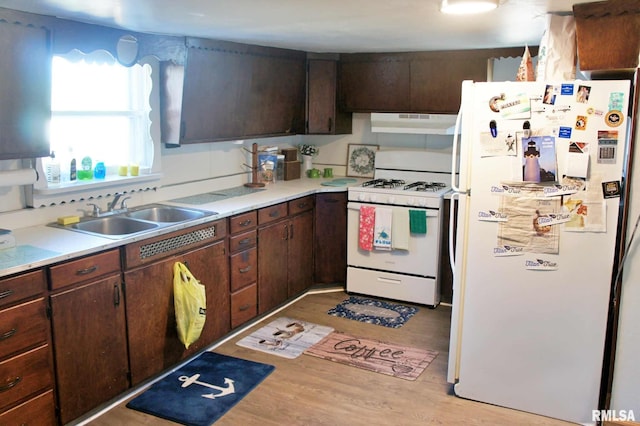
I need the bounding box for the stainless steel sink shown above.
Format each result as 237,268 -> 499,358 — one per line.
71,216 -> 158,236
49,204 -> 217,239
125,205 -> 207,223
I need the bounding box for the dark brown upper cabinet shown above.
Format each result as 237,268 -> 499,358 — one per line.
338,48 -> 532,114
177,38 -> 306,143
0,18 -> 51,160
306,59 -> 352,134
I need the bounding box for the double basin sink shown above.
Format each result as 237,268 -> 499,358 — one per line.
50,204 -> 217,239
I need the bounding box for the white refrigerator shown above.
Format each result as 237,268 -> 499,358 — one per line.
447,79 -> 632,424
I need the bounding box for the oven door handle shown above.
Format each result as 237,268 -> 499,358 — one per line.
348,202 -> 438,216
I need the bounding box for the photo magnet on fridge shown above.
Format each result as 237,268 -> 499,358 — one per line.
522,136 -> 557,183
602,181 -> 621,199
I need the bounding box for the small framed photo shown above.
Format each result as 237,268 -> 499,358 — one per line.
347,144 -> 379,178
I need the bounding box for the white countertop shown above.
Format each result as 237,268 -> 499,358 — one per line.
0,177 -> 365,279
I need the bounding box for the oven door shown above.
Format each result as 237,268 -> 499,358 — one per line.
347,201 -> 441,277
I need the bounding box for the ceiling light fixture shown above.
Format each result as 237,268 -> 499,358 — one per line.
440,0 -> 499,15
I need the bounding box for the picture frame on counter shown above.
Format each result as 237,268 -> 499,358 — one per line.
346,144 -> 378,178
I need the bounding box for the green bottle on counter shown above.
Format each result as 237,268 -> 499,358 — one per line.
77,156 -> 93,180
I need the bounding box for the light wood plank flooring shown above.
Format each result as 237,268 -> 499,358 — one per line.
82,289 -> 573,425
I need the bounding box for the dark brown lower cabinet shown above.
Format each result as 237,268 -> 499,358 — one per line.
258,197 -> 314,314
49,274 -> 129,424
125,240 -> 230,386
314,192 -> 347,284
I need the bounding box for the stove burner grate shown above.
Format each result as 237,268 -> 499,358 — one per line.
362,178 -> 406,188
404,181 -> 448,192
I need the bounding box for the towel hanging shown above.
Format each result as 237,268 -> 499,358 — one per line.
374,207 -> 393,250
392,208 -> 410,250
409,210 -> 427,234
359,205 -> 375,251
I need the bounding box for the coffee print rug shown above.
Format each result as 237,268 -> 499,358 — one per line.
236,317 -> 334,359
304,331 -> 438,381
126,352 -> 274,426
327,296 -> 419,328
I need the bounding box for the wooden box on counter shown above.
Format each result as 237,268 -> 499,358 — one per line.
281,148 -> 298,162
284,161 -> 301,180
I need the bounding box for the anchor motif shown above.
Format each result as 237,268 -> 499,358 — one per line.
179,373 -> 236,399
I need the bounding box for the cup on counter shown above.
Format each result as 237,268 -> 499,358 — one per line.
307,168 -> 321,178
118,165 -> 128,176
323,168 -> 333,178
129,164 -> 139,176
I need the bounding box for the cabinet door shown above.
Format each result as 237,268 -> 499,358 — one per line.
244,55 -> 305,137
125,241 -> 229,386
257,221 -> 289,314
180,47 -> 251,142
0,20 -> 50,159
338,56 -> 411,112
50,274 -> 128,424
314,192 -> 347,284
307,59 -> 352,135
288,210 -> 314,297
410,55 -> 487,113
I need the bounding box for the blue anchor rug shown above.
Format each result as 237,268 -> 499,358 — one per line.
126,352 -> 274,425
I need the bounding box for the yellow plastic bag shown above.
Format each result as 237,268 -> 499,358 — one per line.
173,261 -> 206,349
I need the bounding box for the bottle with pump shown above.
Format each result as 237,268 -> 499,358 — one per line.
46,152 -> 61,184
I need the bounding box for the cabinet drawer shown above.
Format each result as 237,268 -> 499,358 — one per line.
258,203 -> 287,225
0,298 -> 48,360
0,389 -> 56,425
230,247 -> 257,292
0,270 -> 45,309
288,195 -> 314,215
49,249 -> 121,290
124,220 -> 227,269
0,345 -> 52,411
229,211 -> 257,234
231,284 -> 257,328
229,229 -> 257,253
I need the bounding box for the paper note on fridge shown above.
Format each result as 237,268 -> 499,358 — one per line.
565,142 -> 590,178
496,93 -> 532,119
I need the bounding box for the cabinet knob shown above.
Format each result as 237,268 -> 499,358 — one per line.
0,289 -> 14,300
0,376 -> 21,392
76,265 -> 98,276
239,219 -> 253,227
239,266 -> 252,273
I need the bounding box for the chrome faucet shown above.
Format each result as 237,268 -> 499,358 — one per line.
108,193 -> 130,212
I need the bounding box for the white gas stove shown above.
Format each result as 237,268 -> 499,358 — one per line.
346,150 -> 453,307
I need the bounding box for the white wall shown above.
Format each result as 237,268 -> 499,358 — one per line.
0,113 -> 454,230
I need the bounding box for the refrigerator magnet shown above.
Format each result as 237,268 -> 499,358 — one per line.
602,181 -> 621,198
575,115 -> 587,130
597,130 -> 618,164
489,120 -> 498,137
605,110 -> 624,127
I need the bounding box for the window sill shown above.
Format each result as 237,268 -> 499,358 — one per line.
33,173 -> 162,196
29,173 -> 163,208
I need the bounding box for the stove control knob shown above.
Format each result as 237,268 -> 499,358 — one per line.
370,195 -> 377,202
388,196 -> 395,204
407,198 -> 415,206
358,193 -> 366,202
418,199 -> 427,207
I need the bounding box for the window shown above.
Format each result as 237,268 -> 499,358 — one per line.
49,51 -> 153,182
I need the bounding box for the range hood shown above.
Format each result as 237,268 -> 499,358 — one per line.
370,112 -> 458,135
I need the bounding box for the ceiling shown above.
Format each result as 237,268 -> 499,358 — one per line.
0,0 -> 594,53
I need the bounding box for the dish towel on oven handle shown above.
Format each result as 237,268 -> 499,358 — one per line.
392,208 -> 410,250
374,207 -> 392,250
409,209 -> 427,234
359,205 -> 376,251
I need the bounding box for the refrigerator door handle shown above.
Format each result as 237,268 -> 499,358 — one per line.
449,192 -> 459,273
451,104 -> 462,192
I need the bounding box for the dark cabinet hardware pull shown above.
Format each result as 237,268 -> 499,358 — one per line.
239,238 -> 251,246
325,198 -> 339,203
239,304 -> 251,311
239,219 -> 253,226
0,328 -> 17,341
114,284 -> 121,307
0,376 -> 21,392
239,266 -> 252,273
328,117 -> 333,132
289,223 -> 294,239
0,289 -> 13,299
76,265 -> 98,275
297,202 -> 308,208
283,224 -> 289,240
269,210 -> 280,218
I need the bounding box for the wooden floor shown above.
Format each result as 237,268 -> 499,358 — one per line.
82,289 -> 573,426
